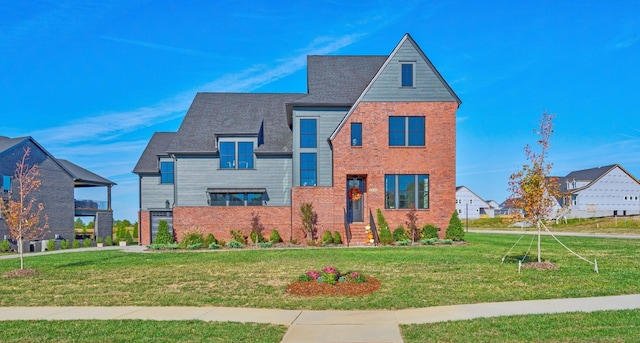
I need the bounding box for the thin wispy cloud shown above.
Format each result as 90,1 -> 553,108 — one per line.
97,35 -> 222,59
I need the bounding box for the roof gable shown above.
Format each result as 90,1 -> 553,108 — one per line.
132,132 -> 176,174
330,33 -> 461,140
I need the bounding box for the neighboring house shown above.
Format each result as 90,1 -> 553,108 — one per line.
134,34 -> 461,245
556,164 -> 640,218
0,136 -> 115,251
455,186 -> 494,219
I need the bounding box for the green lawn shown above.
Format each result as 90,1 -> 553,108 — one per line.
401,309 -> 640,343
0,233 -> 638,342
0,233 -> 638,310
0,320 -> 286,343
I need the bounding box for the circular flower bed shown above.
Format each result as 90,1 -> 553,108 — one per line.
286,266 -> 380,296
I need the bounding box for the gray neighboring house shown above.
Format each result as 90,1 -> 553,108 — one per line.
0,136 -> 115,251
556,164 -> 640,218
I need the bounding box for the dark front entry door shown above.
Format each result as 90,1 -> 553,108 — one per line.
347,178 -> 364,222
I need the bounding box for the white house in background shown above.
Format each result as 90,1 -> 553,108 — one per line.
557,164 -> 640,218
456,186 -> 495,219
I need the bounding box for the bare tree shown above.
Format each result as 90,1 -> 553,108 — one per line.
0,147 -> 49,270
508,111 -> 560,263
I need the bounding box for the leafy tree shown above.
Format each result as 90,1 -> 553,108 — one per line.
249,212 -> 266,245
445,211 -> 465,241
0,147 -> 49,270
405,205 -> 419,243
74,218 -> 85,229
508,111 -> 560,262
154,220 -> 174,244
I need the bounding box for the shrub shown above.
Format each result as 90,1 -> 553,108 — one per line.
258,242 -> 272,248
333,231 -> 343,245
421,224 -> 439,239
378,225 -> 394,245
71,239 -> 80,249
187,243 -> 203,250
421,237 -> 438,245
165,243 -> 179,249
249,231 -> 266,244
445,210 -> 465,241
104,235 -> 113,246
321,231 -> 334,245
155,220 -> 174,244
83,238 -> 91,248
393,225 -> 409,241
96,237 -> 103,244
148,244 -> 165,250
0,239 -> 10,252
125,231 -> 134,244
60,239 -> 69,250
229,230 -> 246,245
203,233 -> 216,247
396,239 -> 411,246
180,232 -> 204,248
269,229 -> 282,243
216,238 -> 226,247
46,239 -> 55,251
227,240 -> 244,249
440,239 -> 453,245
208,242 -> 222,249
376,208 -> 389,232
131,227 -> 138,239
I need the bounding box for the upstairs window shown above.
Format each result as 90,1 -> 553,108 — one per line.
300,119 -> 317,148
2,175 -> 11,192
401,63 -> 414,87
389,116 -> 425,146
219,141 -> 254,169
160,161 -> 174,184
351,122 -> 362,146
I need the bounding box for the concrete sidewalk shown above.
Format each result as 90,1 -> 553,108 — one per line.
0,294 -> 638,343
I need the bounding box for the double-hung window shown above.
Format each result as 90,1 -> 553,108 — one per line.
388,116 -> 425,146
160,161 -> 174,184
385,174 -> 429,209
219,141 -> 254,169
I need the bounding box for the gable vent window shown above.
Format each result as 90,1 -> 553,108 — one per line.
401,63 -> 414,87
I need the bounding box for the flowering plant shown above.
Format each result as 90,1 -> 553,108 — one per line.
348,187 -> 362,201
298,266 -> 366,284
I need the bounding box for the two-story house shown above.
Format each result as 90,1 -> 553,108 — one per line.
557,164 -> 640,218
1,136 -> 115,251
134,34 -> 461,245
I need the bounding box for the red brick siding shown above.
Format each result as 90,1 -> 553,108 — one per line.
139,211 -> 151,246
173,206 -> 293,243
331,101 -> 457,236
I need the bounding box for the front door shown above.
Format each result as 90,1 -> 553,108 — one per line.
347,178 -> 364,222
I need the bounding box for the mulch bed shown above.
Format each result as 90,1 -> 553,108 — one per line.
3,268 -> 41,278
286,276 -> 381,296
522,261 -> 559,271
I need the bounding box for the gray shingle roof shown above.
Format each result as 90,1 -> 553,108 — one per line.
0,136 -> 28,155
58,159 -> 116,186
166,93 -> 306,155
132,132 -> 176,174
292,55 -> 387,105
558,164 -> 618,193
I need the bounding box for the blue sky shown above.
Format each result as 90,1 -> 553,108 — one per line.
1,1 -> 639,222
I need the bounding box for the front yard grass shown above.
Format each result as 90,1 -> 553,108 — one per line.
0,320 -> 286,343
401,309 -> 640,342
0,233 -> 638,310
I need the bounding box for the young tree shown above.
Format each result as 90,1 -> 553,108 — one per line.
508,111 -> 560,263
0,147 -> 49,270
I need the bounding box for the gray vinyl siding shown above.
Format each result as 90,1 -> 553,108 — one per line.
140,175 -> 175,210
174,155 -> 292,206
292,108 -> 348,187
362,39 -> 457,102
